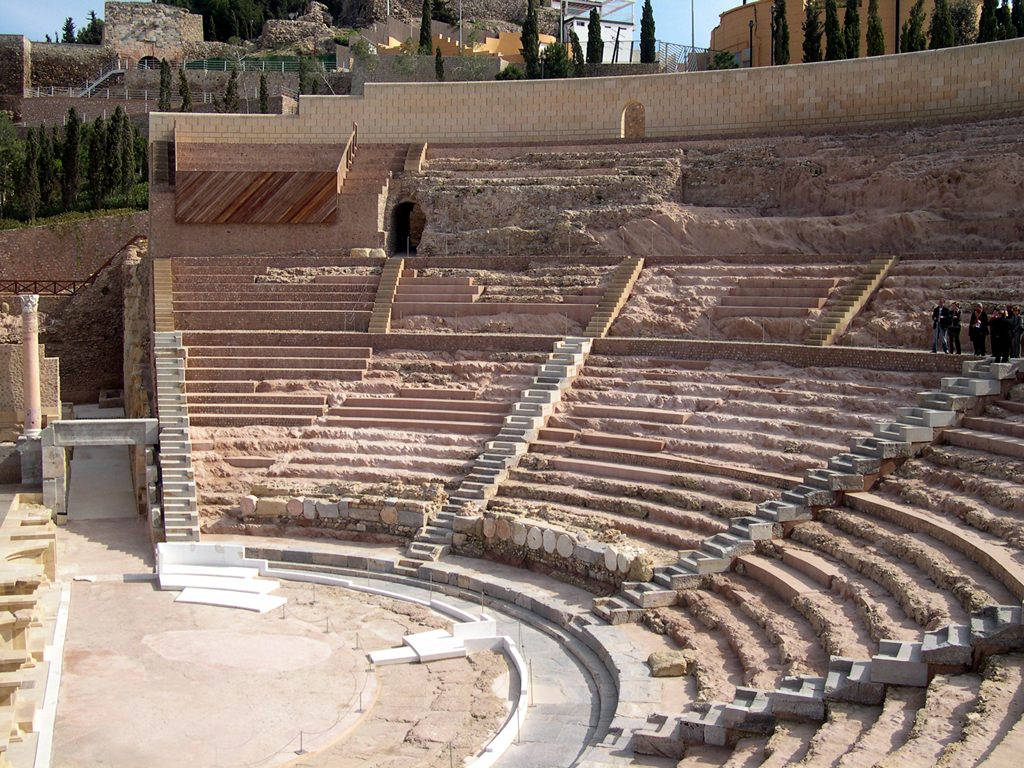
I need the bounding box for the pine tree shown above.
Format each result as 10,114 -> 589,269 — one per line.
87,117 -> 105,209
221,67 -> 240,112
929,0 -> 955,47
951,0 -> 979,44
977,0 -> 998,40
803,1 -> 824,61
1012,0 -> 1023,35
541,42 -> 570,77
298,56 -> 312,94
843,0 -> 861,57
586,7 -> 604,63
521,0 -> 541,78
824,0 -> 847,58
158,59 -> 172,111
569,29 -> 586,76
76,10 -> 103,44
105,107 -> 124,196
900,0 -> 927,50
60,108 -> 81,211
419,0 -> 433,53
259,73 -> 269,113
61,17 -> 75,43
865,0 -> 886,52
435,47 -> 445,80
37,126 -> 55,211
179,70 -> 193,112
640,0 -> 656,64
772,0 -> 791,64
21,130 -> 40,221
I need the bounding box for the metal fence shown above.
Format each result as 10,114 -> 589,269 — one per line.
183,57 -> 336,72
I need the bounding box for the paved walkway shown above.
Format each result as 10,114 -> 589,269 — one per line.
66,405 -> 137,521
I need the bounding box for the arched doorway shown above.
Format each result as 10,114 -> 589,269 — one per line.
392,200 -> 425,255
137,55 -> 160,70
621,101 -> 646,140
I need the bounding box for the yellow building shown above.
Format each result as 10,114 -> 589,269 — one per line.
711,0 -> 981,67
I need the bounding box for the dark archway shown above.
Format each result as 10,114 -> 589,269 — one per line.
137,56 -> 160,70
391,200 -> 425,255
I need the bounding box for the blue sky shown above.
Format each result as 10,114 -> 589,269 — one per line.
0,0 -> 736,47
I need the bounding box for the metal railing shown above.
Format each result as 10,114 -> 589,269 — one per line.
0,234 -> 145,297
26,84 -> 292,103
184,57 -> 336,72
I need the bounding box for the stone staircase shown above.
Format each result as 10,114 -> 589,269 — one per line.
339,144 -> 407,248
368,257 -> 404,333
404,142 -> 428,173
153,258 -> 174,333
584,256 -> 644,338
804,255 -> 898,346
592,355 -> 1023,623
153,331 -> 200,543
401,336 -> 594,568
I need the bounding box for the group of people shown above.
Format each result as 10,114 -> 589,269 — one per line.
932,300 -> 1022,362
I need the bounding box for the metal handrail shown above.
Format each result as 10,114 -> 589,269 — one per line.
1,235 -> 145,297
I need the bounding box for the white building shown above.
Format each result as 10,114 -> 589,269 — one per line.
549,0 -> 637,63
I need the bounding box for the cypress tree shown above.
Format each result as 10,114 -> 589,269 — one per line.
901,0 -> 928,50
929,0 -> 956,47
996,0 -> 1013,36
297,56 -> 312,94
772,0 -> 791,64
866,0 -> 886,52
640,0 -> 656,64
1011,0 -> 1023,34
419,0 -> 433,54
259,73 -> 269,113
586,8 -> 604,63
87,117 -> 105,209
843,0 -> 861,57
179,70 -> 193,112
435,47 -> 445,80
950,0 -> 979,43
60,108 -> 81,211
105,107 -> 124,196
22,130 -> 40,221
120,116 -> 135,193
221,67 -> 240,112
521,0 -> 541,79
977,0 -> 998,40
803,1 -> 823,61
61,17 -> 75,43
824,0 -> 847,58
569,29 -> 586,76
37,126 -> 55,211
158,59 -> 172,111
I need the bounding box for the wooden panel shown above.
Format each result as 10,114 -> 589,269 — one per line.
174,170 -> 338,225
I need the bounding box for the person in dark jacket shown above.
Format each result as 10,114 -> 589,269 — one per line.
990,307 -> 1011,363
948,301 -> 963,354
968,304 -> 988,356
931,300 -> 949,353
1009,305 -> 1022,360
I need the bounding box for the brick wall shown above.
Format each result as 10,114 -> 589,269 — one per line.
0,212 -> 146,280
150,37 -> 1024,145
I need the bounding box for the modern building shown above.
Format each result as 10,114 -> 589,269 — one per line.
551,0 -> 636,62
711,0 -> 982,67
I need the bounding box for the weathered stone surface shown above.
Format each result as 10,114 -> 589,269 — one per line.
495,517 -> 511,540
647,650 -> 697,677
482,517 -> 496,538
302,497 -> 318,520
380,506 -> 398,525
255,497 -> 287,517
542,528 -> 557,554
239,495 -> 257,515
526,526 -> 543,550
512,522 -> 527,546
555,533 -> 574,558
316,500 -> 339,518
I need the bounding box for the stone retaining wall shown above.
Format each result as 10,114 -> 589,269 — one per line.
454,511 -> 645,590
0,212 -> 146,281
0,36 -> 30,97
152,37 -> 1024,145
232,494 -> 433,542
29,43 -> 114,89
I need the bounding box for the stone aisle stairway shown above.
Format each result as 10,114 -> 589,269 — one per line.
594,356 -> 1024,622
400,336 -> 594,568
804,256 -> 898,346
154,331 -> 199,542
584,256 -> 644,338
368,257 -> 404,333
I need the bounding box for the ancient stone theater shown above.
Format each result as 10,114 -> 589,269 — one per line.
0,8 -> 1022,768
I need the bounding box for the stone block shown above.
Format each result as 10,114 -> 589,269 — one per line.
255,497 -> 287,517
316,500 -> 339,518
398,508 -> 427,529
542,528 -> 557,554
302,498 -> 318,520
824,657 -> 884,705
349,506 -> 380,522
871,640 -> 928,687
380,506 -> 398,525
921,623 -> 971,668
769,676 -> 826,721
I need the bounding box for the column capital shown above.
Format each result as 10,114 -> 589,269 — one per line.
18,294 -> 39,315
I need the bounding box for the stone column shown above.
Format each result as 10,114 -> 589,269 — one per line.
20,294 -> 42,436
18,294 -> 43,483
